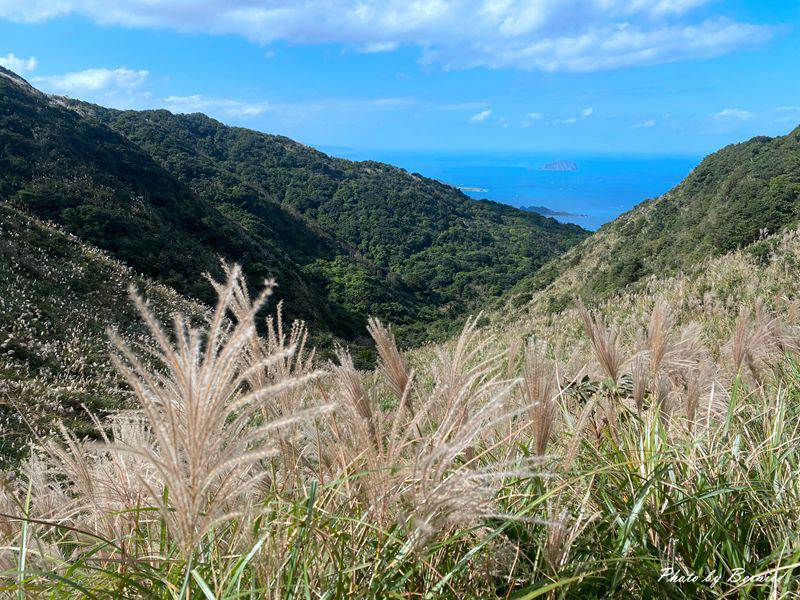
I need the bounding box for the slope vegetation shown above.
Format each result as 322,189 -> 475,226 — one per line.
506,125 -> 800,314
0,202 -> 207,461
0,66 -> 365,346
69,101 -> 588,339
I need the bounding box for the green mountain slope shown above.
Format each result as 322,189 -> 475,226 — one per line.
2,65 -> 588,348
0,202 -> 209,462
66,101 -> 588,338
505,125 -> 800,314
0,66 -> 366,346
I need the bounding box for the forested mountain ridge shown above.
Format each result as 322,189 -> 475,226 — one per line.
0,65 -> 372,347
504,124 -> 800,315
64,100 -> 588,338
0,65 -> 589,351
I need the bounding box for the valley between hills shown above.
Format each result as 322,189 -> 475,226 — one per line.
2,63 -> 800,598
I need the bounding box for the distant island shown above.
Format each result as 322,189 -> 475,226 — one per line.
458,185 -> 488,192
541,160 -> 578,171
521,205 -> 587,218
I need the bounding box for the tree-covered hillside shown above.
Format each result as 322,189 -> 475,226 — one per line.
506,124 -> 800,313
1,65 -> 588,350
69,101 -> 587,337
0,66 -> 368,346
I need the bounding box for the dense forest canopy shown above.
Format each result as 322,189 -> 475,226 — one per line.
0,66 -> 588,353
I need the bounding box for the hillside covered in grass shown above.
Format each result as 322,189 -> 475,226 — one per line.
4,218 -> 800,597
0,202 -> 207,464
505,125 -> 800,313
5,63 -> 800,598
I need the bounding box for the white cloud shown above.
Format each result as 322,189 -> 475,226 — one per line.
554,117 -> 578,125
161,94 -> 416,122
770,106 -> 800,124
469,109 -> 492,123
0,52 -> 38,74
521,112 -> 544,127
437,101 -> 487,111
712,107 -> 755,120
359,41 -> 399,53
581,107 -> 594,117
164,94 -> 270,117
633,119 -> 656,128
33,67 -> 148,94
0,1 -> 774,73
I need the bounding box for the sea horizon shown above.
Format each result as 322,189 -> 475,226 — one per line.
322,146 -> 701,230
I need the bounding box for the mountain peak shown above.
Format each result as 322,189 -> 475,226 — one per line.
0,66 -> 38,94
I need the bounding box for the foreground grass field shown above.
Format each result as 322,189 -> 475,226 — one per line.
3,227 -> 800,597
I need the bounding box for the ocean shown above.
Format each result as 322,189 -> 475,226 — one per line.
324,148 -> 700,231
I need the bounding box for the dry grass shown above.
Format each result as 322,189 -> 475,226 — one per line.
4,229 -> 800,597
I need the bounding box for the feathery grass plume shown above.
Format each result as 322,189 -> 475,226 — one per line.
578,302 -> 626,384
106,265 -> 326,552
0,451 -> 73,572
404,322 -> 534,545
631,353 -> 648,415
729,303 -> 777,384
374,318 -> 538,543
645,300 -> 704,380
42,415 -> 157,545
521,341 -> 558,456
429,314 -> 503,437
683,365 -> 708,431
209,262 -> 321,488
207,261 -> 316,412
331,348 -> 379,448
265,302 -> 316,390
505,337 -> 523,379
368,317 -> 412,411
647,298 -> 671,379
654,374 -> 675,431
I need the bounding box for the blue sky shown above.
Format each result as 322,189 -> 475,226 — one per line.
1,0 -> 798,155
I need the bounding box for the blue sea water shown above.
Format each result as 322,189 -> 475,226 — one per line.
324,148 -> 700,231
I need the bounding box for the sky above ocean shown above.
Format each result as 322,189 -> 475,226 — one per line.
0,1 -> 794,229
325,148 -> 700,230
0,2 -> 798,156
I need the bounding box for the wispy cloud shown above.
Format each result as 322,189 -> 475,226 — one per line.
552,107 -> 593,125
469,109 -> 492,123
359,41 -> 399,53
0,52 -> 37,74
164,94 -> 270,117
0,1 -> 775,74
162,93 -> 417,122
712,107 -> 755,120
521,111 -> 544,127
633,119 -> 656,128
33,67 -> 148,94
770,106 -> 800,124
436,101 -> 488,111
